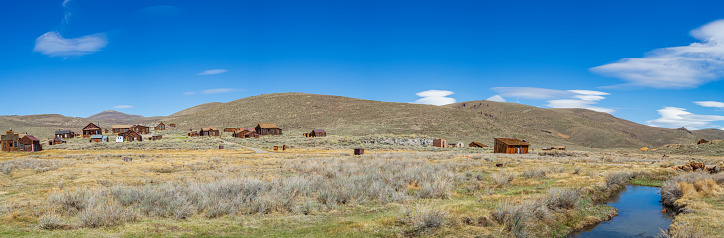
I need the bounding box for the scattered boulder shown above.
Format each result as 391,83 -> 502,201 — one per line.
673,162 -> 719,173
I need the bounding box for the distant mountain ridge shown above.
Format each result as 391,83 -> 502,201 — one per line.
86,110 -> 163,126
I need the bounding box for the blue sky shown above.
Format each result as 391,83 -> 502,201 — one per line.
2,0 -> 724,130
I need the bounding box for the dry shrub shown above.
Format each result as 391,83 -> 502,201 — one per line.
491,171 -> 516,187
545,188 -> 579,211
399,203 -> 448,235
37,214 -> 63,230
661,172 -> 724,208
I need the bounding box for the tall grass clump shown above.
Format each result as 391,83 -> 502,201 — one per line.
544,188 -> 579,211
661,172 -> 724,208
399,203 -> 448,236
490,171 -> 516,187
37,214 -> 63,230
1,158 -> 70,175
493,188 -> 580,237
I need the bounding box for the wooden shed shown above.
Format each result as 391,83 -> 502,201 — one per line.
50,137 -> 66,145
697,139 -> 710,144
131,125 -> 150,134
1,130 -> 20,152
469,141 -> 488,148
200,127 -> 220,136
233,130 -> 259,138
154,122 -> 166,131
310,129 -> 327,137
494,138 -> 530,154
19,135 -> 42,152
256,123 -> 282,136
112,125 -> 131,134
119,130 -> 142,142
188,131 -> 199,137
82,123 -> 102,138
55,130 -> 75,139
432,139 -> 446,148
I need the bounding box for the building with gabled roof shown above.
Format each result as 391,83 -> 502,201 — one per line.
200,127 -> 220,136
1,130 -> 20,152
112,125 -> 131,134
131,125 -> 150,134
19,135 -> 42,152
119,130 -> 142,142
256,123 -> 282,136
82,123 -> 102,138
310,129 -> 326,137
154,122 -> 166,131
55,130 -> 76,139
493,138 -> 530,154
90,135 -> 109,143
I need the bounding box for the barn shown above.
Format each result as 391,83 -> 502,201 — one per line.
119,130 -> 142,142
200,127 -> 220,136
112,125 -> 131,134
19,135 -> 42,152
82,123 -> 102,138
131,125 -> 150,134
154,122 -> 166,131
494,138 -> 530,154
55,130 -> 75,139
256,123 -> 282,136
1,130 -> 20,152
310,129 -> 327,137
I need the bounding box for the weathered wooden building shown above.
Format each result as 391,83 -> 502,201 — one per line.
90,135 -> 109,143
493,138 -> 530,154
82,123 -> 102,138
119,130 -> 142,142
469,141 -> 488,148
55,130 -> 75,139
131,125 -> 150,134
1,130 -> 20,152
154,122 -> 166,131
169,124 -> 176,128
150,135 -> 162,141
224,128 -> 237,133
200,127 -> 220,136
112,125 -> 131,134
310,129 -> 327,137
233,130 -> 259,138
256,123 -> 282,136
432,138 -> 446,148
50,137 -> 66,145
19,135 -> 42,152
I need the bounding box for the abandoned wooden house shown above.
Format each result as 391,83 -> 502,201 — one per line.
82,123 -> 102,138
119,130 -> 142,142
188,131 -> 199,137
448,142 -> 464,148
233,130 -> 259,138
469,141 -> 488,148
494,138 -> 530,154
112,125 -> 131,134
433,138 -> 446,148
224,128 -> 237,133
1,130 -> 20,152
55,130 -> 75,139
154,122 -> 166,131
200,127 -> 220,136
310,129 -> 327,137
256,123 -> 282,136
697,139 -> 710,144
49,137 -> 66,145
131,125 -> 150,134
90,135 -> 109,143
150,135 -> 162,141
19,135 -> 42,152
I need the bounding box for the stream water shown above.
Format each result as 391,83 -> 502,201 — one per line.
569,185 -> 673,238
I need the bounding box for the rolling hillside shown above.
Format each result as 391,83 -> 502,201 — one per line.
0,114 -> 93,140
87,110 -> 164,125
165,93 -> 722,149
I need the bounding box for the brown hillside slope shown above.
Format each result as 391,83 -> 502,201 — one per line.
446,100 -> 708,148
165,102 -> 224,120
691,128 -> 724,142
0,114 -> 93,140
86,110 -> 163,125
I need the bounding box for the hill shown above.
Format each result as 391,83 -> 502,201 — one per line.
0,114 -> 93,140
87,110 -> 163,126
165,93 -> 723,149
164,102 -> 223,120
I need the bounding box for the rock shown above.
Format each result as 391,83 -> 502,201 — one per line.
123,157 -> 132,162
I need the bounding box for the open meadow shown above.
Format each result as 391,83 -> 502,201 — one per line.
1,134 -> 722,237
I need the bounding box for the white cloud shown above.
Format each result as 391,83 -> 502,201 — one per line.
591,19 -> 724,89
34,32 -> 107,57
198,69 -> 228,75
647,107 -> 724,129
62,0 -> 71,7
413,90 -> 456,106
491,87 -> 571,99
694,101 -> 724,109
113,105 -> 133,109
546,99 -> 615,113
487,95 -> 506,102
184,88 -> 242,95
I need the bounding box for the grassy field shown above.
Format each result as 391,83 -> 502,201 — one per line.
2,134 -> 721,237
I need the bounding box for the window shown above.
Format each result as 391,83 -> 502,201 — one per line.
14,141 -> 17,147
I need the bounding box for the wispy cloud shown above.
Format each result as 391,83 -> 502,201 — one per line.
646,107 -> 724,130
591,19 -> 724,89
492,87 -> 614,113
34,32 -> 107,57
184,88 -> 243,95
198,69 -> 228,75
113,105 -> 134,109
413,90 -> 456,106
694,101 -> 724,109
62,0 -> 71,7
486,95 -> 506,102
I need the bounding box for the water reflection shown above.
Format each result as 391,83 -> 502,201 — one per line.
569,186 -> 673,238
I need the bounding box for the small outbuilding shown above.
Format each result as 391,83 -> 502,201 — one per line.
310,129 -> 327,137
150,135 -> 162,141
493,138 -> 530,154
200,127 -> 220,136
469,141 -> 488,148
90,135 -> 109,143
433,138 -> 446,148
50,137 -> 66,145
697,139 -> 710,144
82,123 -> 102,138
19,135 -> 42,152
116,135 -> 124,143
188,131 -> 199,137
256,123 -> 282,136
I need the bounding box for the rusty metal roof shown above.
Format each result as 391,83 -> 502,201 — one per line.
494,138 -> 530,146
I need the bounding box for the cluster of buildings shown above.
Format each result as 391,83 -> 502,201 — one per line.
431,137 -> 532,154
1,130 -> 42,152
